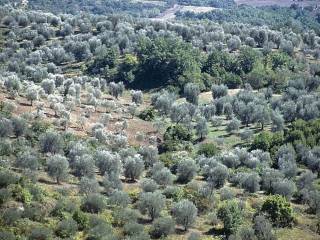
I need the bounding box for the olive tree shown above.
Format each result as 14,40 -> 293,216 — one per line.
74,154 -> 95,178
0,118 -> 13,138
16,151 -> 39,172
25,85 -> 39,106
172,199 -> 197,231
138,191 -> 166,220
177,159 -> 198,183
109,82 -> 124,99
39,131 -> 63,154
131,90 -> 143,105
184,83 -> 200,105
79,177 -> 100,196
195,117 -> 208,140
94,150 -> 121,176
212,84 -> 228,99
123,155 -> 144,181
47,154 -> 69,184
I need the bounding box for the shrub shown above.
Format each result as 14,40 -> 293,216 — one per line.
10,184 -> 32,204
2,208 -> 22,225
261,195 -> 294,227
253,215 -> 276,240
164,125 -> 192,142
124,222 -> 144,236
51,198 -> 77,218
217,200 -> 243,234
172,199 -> 197,231
29,227 -> 53,240
87,221 -> 115,240
150,216 -> 175,238
0,118 -> 13,138
152,167 -> 174,187
11,117 -> 27,137
81,194 -> 106,213
139,108 -> 155,121
108,190 -> 131,207
241,173 -> 261,193
0,188 -> 11,205
141,179 -> 158,193
112,208 -> 139,227
23,203 -> 46,222
272,179 -> 296,200
56,219 -> 78,238
0,231 -> 16,240
79,177 -> 100,196
307,190 -> 320,215
198,143 -> 219,157
0,170 -> 19,188
72,209 -> 89,231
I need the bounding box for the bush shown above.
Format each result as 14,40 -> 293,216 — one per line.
152,167 -> 174,187
81,194 -> 106,213
72,209 -> 89,231
0,231 -> 16,240
29,227 -> 53,240
23,202 -> 46,222
56,219 -> 78,238
217,200 -> 243,234
150,216 -> 175,238
11,117 -> 27,137
0,188 -> 11,205
108,190 -> 131,207
139,108 -> 155,121
124,222 -> 144,236
112,208 -> 139,227
79,177 -> 100,196
253,215 -> 276,240
51,198 -> 77,218
87,221 -> 115,240
0,118 -> 13,138
141,179 -> 158,193
164,125 -> 192,142
198,143 -> 219,157
2,208 -> 22,225
261,195 -> 294,227
10,184 -> 32,204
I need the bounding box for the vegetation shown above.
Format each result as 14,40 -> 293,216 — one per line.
0,0 -> 319,239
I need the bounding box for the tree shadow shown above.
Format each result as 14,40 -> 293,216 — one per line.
137,217 -> 152,225
19,102 -> 31,107
175,228 -> 187,235
205,227 -> 225,236
38,177 -> 58,185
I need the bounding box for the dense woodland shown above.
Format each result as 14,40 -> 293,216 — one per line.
0,0 -> 319,240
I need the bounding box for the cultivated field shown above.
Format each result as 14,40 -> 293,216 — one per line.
235,0 -> 320,7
